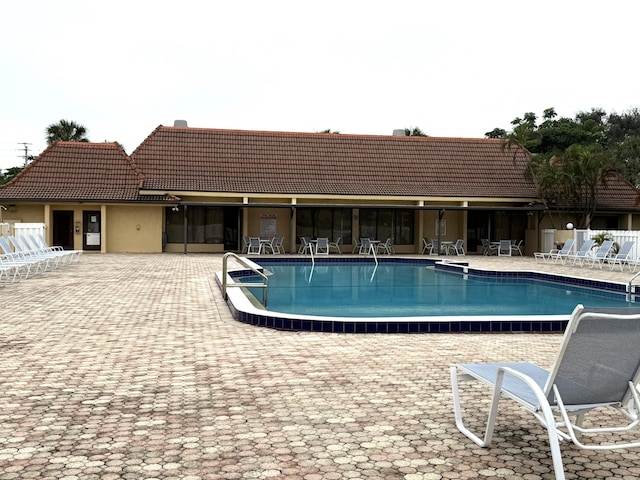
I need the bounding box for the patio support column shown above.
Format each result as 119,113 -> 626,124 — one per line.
290,198 -> 297,254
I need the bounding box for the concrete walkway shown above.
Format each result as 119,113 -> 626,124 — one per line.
1,254 -> 640,479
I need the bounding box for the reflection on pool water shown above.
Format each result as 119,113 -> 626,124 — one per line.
220,258 -> 634,333
248,260 -> 631,317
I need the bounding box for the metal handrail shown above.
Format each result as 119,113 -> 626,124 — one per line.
222,252 -> 269,307
628,270 -> 640,296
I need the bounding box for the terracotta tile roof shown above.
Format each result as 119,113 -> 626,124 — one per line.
0,142 -> 148,202
596,172 -> 640,210
132,126 -> 540,199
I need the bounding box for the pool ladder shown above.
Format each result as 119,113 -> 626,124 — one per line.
222,252 -> 269,307
628,270 -> 640,301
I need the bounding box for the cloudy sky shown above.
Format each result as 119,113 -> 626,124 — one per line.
1,0 -> 638,172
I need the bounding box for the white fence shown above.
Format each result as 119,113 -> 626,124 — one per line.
574,229 -> 640,260
13,222 -> 46,239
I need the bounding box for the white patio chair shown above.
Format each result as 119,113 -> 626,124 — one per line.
451,304 -> 640,480
299,237 -> 313,255
298,237 -> 312,254
497,239 -> 511,256
328,237 -> 342,254
421,238 -> 434,255
241,236 -> 250,254
315,237 -> 329,255
352,237 -> 361,254
274,236 -> 285,254
376,237 -> 394,255
447,239 -> 465,256
359,238 -> 372,255
607,240 -> 634,271
510,239 -> 523,256
246,237 -> 262,254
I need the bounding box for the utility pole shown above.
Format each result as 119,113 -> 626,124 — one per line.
18,142 -> 32,166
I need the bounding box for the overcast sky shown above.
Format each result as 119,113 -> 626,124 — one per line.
1,0 -> 639,172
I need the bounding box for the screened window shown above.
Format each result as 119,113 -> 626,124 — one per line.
359,208 -> 414,245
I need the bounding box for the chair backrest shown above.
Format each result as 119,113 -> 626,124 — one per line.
616,240 -> 635,259
544,304 -> 640,406
498,240 -> 511,250
316,237 -> 328,249
454,239 -> 464,249
0,236 -> 14,254
574,239 -> 595,256
249,237 -> 260,247
558,238 -> 575,255
593,240 -> 614,259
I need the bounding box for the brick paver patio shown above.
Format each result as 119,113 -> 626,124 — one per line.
1,254 -> 640,479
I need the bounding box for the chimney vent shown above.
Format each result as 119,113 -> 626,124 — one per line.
174,120 -> 188,127
392,129 -> 406,136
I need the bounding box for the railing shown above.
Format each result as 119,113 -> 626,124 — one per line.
222,252 -> 269,307
628,270 -> 640,298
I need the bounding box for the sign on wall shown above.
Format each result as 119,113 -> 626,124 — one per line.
260,214 -> 277,239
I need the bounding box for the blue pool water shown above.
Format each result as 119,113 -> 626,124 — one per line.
245,260 -> 632,318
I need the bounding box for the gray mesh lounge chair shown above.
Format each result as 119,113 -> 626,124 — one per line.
583,239 -> 615,268
534,238 -> 575,263
564,239 -> 595,265
607,240 -> 634,271
450,304 -> 640,480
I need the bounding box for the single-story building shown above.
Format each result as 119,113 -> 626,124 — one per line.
1,123 -> 639,255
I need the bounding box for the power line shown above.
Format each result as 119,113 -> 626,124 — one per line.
17,142 -> 32,167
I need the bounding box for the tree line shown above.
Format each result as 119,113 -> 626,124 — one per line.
487,107 -> 640,228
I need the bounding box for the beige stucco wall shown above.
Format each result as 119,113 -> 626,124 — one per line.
105,205 -> 163,253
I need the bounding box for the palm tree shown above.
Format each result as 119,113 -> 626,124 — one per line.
45,120 -> 90,145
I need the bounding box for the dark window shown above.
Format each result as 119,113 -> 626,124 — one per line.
359,208 -> 414,244
165,206 -> 225,244
296,208 -> 352,242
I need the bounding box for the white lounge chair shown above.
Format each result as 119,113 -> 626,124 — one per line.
564,239 -> 595,265
607,240 -> 635,271
534,238 -> 575,263
451,304 -> 640,480
583,239 -> 615,268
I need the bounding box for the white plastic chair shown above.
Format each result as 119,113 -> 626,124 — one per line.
376,237 -> 393,255
447,239 -> 465,256
328,237 -> 342,254
451,304 -> 640,480
510,239 -> 523,256
315,237 -> 329,255
497,239 -> 511,256
247,237 -> 262,254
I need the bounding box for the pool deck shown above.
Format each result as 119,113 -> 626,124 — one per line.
2,253 -> 640,479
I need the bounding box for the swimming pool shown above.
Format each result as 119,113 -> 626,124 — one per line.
219,258 -> 635,333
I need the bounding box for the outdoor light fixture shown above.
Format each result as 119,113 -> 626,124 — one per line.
566,222 -> 574,230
